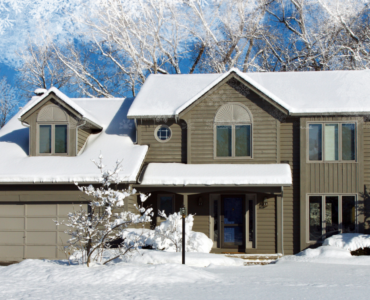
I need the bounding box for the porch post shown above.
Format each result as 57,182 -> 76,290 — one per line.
183,194 -> 188,212
276,194 -> 283,255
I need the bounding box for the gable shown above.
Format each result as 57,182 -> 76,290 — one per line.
179,73 -> 288,120
20,93 -> 82,124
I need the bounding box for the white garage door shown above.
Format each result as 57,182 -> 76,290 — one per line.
0,203 -> 88,262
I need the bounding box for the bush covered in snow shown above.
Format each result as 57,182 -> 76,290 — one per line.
154,211 -> 213,253
55,155 -> 153,267
122,213 -> 213,253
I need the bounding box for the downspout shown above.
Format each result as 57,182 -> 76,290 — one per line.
76,120 -> 86,155
281,186 -> 284,256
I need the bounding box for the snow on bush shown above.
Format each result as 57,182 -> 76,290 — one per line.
122,213 -> 213,253
154,212 -> 212,253
55,155 -> 153,267
323,233 -> 370,251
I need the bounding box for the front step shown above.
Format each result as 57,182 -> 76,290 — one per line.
223,253 -> 283,266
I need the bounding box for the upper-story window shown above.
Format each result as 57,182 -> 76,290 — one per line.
308,122 -> 356,162
214,103 -> 253,158
154,125 -> 172,143
37,105 -> 68,155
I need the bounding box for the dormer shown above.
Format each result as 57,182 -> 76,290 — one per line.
19,88 -> 102,157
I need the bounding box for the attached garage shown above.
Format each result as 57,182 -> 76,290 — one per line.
0,191 -> 88,263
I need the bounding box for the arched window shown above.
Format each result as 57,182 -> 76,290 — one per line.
37,105 -> 69,155
214,103 -> 252,158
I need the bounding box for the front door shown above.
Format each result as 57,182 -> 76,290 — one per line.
221,195 -> 245,249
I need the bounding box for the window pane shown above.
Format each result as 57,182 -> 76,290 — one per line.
55,125 -> 67,153
39,125 -> 51,154
159,196 -> 173,217
324,124 -> 338,161
157,126 -> 171,141
217,126 -> 232,157
309,196 -> 322,240
213,200 -> 218,242
235,125 -> 251,157
342,196 -> 356,233
309,124 -> 322,160
325,196 -> 339,238
342,124 -> 355,160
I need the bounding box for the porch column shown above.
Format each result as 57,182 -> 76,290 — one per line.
276,194 -> 283,255
183,194 -> 188,212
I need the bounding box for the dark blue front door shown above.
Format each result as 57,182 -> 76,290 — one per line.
222,196 -> 244,248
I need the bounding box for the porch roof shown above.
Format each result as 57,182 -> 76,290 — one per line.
140,163 -> 292,187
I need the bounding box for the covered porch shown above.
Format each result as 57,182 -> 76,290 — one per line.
135,163 -> 292,255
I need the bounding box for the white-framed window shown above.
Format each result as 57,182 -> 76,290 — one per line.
214,103 -> 253,159
154,125 -> 172,143
308,122 -> 356,162
308,194 -> 356,241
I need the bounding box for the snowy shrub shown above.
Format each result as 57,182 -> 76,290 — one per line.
152,211 -> 213,253
55,155 -> 153,267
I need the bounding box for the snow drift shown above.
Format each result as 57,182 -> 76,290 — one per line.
322,233 -> 370,251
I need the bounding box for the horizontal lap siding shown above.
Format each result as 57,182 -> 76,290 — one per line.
280,120 -> 300,254
77,128 -> 90,153
256,195 -> 276,253
137,120 -> 184,163
189,195 -> 210,238
187,82 -> 278,164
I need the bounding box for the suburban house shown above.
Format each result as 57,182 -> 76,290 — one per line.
0,68 -> 369,262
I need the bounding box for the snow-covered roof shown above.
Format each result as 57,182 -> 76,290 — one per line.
140,163 -> 292,186
127,69 -> 370,118
19,87 -> 102,128
0,95 -> 148,184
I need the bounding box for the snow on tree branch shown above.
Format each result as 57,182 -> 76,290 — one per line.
55,154 -> 153,267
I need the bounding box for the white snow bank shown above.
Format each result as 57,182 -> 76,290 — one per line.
123,250 -> 244,267
278,245 -> 370,265
323,233 -> 370,251
141,163 -> 292,186
296,246 -> 351,259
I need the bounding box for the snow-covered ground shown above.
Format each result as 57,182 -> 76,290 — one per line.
2,244 -> 370,300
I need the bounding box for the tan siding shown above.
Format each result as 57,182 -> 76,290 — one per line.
254,195 -> 276,253
137,120 -> 185,163
300,116 -> 365,250
22,98 -> 79,156
183,80 -> 279,164
77,128 -> 90,153
280,119 -> 300,255
306,163 -> 358,193
189,195 -> 210,238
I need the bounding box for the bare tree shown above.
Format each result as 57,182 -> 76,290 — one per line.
16,40 -> 73,99
13,0 -> 370,102
54,0 -> 270,96
0,76 -> 17,128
